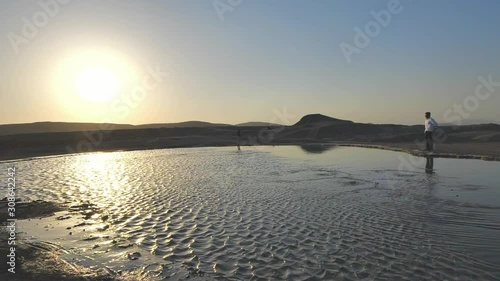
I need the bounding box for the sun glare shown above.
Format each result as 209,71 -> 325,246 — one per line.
51,48 -> 138,117
75,66 -> 120,102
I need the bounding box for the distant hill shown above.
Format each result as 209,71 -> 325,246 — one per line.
0,122 -> 135,137
136,121 -> 231,129
236,122 -> 282,127
293,114 -> 353,127
440,119 -> 499,126
0,121 -> 231,136
2,114 -> 498,138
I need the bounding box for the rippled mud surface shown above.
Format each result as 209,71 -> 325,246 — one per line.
2,146 -> 500,280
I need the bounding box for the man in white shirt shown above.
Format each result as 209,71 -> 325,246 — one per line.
424,112 -> 438,152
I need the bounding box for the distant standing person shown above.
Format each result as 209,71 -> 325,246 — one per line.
424,112 -> 438,152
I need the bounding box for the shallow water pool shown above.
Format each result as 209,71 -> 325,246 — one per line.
2,146 -> 500,280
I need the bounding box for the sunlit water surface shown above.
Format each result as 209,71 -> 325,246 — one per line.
2,146 -> 500,280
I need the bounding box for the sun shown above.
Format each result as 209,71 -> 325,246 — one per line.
51,47 -> 138,119
75,66 -> 120,103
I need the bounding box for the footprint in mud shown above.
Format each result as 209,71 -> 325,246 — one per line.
83,234 -> 111,241
113,239 -> 134,249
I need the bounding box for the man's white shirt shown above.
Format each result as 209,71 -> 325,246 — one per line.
425,118 -> 438,132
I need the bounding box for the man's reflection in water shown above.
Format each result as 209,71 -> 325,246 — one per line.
425,157 -> 434,174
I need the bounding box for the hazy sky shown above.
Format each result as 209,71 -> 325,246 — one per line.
1,0 -> 499,125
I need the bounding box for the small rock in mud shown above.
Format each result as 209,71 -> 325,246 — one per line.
83,235 -> 99,241
56,215 -> 72,220
96,224 -> 110,231
117,242 -> 134,249
127,252 -> 141,260
74,221 -> 91,227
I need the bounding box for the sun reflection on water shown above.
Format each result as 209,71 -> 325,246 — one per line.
69,152 -> 127,204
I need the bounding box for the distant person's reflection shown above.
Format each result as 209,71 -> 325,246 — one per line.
236,128 -> 241,151
425,157 -> 434,174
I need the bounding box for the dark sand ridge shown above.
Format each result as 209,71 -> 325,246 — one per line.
0,200 -> 124,281
1,114 -> 499,161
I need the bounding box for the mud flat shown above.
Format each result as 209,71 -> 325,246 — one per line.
0,200 -> 214,281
